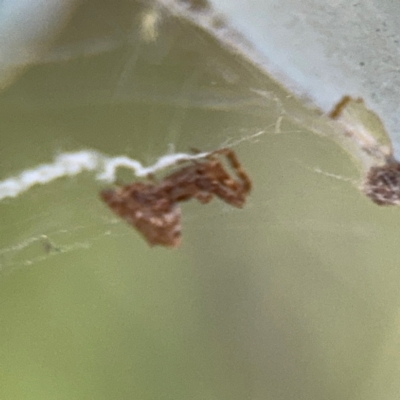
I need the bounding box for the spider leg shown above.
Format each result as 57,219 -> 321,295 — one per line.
212,148 -> 252,194
211,183 -> 246,208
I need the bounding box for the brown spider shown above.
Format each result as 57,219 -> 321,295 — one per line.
100,148 -> 252,247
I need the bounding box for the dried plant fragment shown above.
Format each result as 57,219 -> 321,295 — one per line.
100,149 -> 251,247
363,164 -> 400,206
328,95 -> 400,206
328,95 -> 392,165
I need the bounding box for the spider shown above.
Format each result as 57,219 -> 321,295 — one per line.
100,148 -> 252,247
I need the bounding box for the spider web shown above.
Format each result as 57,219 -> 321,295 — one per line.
0,0 -> 381,275
3,2 -> 400,400
0,0 -> 279,273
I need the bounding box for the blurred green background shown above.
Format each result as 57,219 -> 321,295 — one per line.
1,1 -> 400,399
